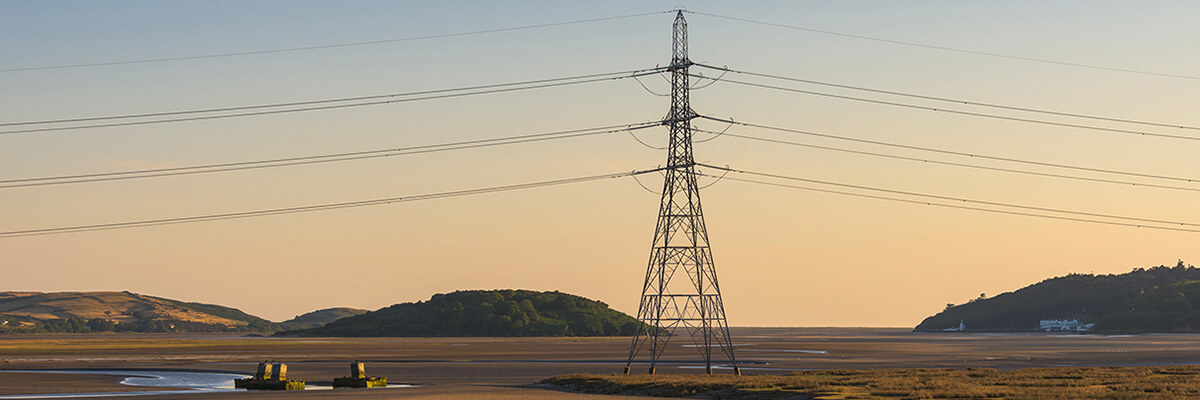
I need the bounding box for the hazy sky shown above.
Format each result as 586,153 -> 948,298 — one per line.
4,1 -> 1200,327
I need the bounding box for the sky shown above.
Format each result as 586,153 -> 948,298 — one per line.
3,1 -> 1200,327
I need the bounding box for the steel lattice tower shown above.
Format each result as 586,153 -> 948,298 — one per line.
624,11 -> 740,376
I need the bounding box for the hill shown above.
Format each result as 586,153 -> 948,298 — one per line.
0,291 -> 292,333
914,261 -> 1200,333
283,307 -> 368,329
277,289 -> 643,337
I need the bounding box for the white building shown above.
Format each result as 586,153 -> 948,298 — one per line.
1039,319 -> 1095,332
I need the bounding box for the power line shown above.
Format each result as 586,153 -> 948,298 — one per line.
690,11 -> 1200,81
1,122 -> 661,189
690,74 -> 1200,142
2,10 -> 671,73
702,173 -> 1200,233
697,128 -> 1200,193
693,63 -> 1200,131
700,116 -> 1200,184
0,166 -> 670,238
698,164 -> 1200,228
694,165 -> 1200,233
2,69 -> 663,127
0,68 -> 667,135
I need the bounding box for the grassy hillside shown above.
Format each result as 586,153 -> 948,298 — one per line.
145,294 -> 284,331
283,307 -> 368,329
0,291 -> 296,334
0,291 -> 237,323
278,289 -> 643,337
915,261 -> 1200,332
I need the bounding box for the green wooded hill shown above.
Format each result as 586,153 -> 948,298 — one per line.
914,261 -> 1200,333
277,289 -> 643,337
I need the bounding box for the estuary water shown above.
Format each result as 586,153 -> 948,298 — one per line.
0,370 -> 410,399
0,370 -> 246,399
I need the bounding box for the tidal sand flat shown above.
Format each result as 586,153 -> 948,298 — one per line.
4,328 -> 1200,398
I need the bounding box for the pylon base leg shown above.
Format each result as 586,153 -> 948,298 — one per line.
648,366 -> 656,375
622,366 -> 630,375
734,366 -> 742,376
705,365 -> 712,375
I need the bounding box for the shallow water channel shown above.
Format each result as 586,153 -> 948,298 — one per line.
0,370 -> 410,399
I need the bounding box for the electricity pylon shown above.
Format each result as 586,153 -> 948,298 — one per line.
624,10 -> 740,376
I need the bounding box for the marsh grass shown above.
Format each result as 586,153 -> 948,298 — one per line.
545,365 -> 1200,399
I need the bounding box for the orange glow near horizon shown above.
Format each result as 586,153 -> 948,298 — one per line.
3,2 -> 1200,327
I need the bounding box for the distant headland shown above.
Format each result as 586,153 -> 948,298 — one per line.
915,261 -> 1200,333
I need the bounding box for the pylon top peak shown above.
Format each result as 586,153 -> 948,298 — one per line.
672,10 -> 688,62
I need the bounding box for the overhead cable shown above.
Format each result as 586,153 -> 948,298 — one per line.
2,11 -> 671,73
1,68 -> 667,135
0,166 -> 670,238
690,11 -> 1200,81
1,121 -> 661,189
693,63 -> 1200,131
700,116 -> 1200,184
696,163 -> 1200,231
690,75 -> 1200,141
698,128 -> 1200,193
702,173 -> 1199,233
